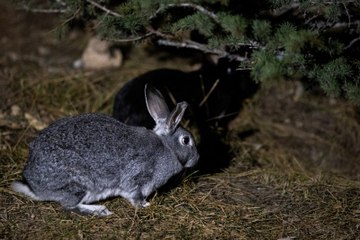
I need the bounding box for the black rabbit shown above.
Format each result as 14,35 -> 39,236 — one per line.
113,57 -> 259,172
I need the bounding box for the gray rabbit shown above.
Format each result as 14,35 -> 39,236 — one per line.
11,84 -> 199,216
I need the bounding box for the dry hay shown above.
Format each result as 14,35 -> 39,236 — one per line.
230,81 -> 360,180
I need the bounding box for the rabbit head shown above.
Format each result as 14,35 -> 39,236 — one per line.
145,84 -> 198,168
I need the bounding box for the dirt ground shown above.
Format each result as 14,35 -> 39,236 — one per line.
1,1 -> 360,239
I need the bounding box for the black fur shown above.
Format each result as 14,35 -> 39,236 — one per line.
113,58 -> 259,172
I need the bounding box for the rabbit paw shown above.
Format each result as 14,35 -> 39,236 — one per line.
142,201 -> 150,208
76,203 -> 113,216
129,198 -> 150,208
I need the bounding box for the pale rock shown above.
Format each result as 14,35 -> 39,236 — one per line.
74,37 -> 123,70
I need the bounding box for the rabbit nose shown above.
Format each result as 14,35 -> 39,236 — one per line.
185,152 -> 199,168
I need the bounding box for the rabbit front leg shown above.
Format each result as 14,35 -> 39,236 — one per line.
121,189 -> 150,208
128,197 -> 150,208
129,182 -> 159,208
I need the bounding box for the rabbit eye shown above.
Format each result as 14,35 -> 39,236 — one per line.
180,136 -> 191,146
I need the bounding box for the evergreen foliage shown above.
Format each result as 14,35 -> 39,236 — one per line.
17,0 -> 360,103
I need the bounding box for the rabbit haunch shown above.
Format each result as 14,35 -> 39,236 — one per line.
11,85 -> 199,216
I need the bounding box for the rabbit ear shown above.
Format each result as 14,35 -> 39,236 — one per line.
145,84 -> 170,128
145,84 -> 188,135
166,102 -> 188,133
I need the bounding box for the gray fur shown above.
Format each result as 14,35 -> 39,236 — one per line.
11,85 -> 199,216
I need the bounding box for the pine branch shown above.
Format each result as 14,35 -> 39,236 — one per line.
13,0 -> 360,104
107,25 -> 259,61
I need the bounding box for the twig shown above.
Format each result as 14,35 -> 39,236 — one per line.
55,0 -> 67,7
344,36 -> 360,50
269,3 -> 300,17
206,111 -> 241,122
20,7 -> 68,13
146,27 -> 172,39
105,32 -> 154,43
305,14 -> 319,25
199,79 -> 220,107
86,0 -> 122,17
171,3 -> 218,20
342,3 -> 351,28
106,28 -> 255,60
151,3 -> 219,22
157,39 -> 248,62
